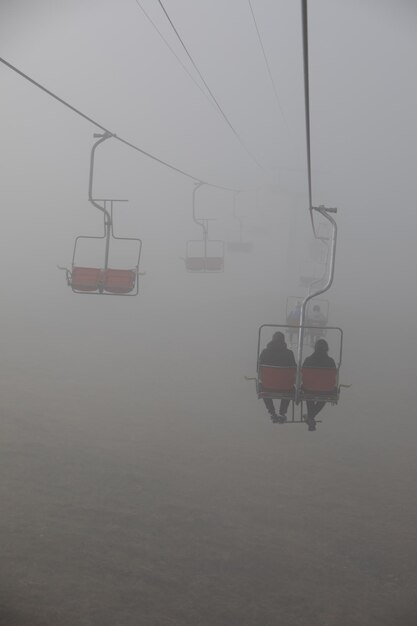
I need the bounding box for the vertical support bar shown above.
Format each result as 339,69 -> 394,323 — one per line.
89,132 -> 113,269
104,200 -> 112,271
192,182 -> 206,235
203,220 -> 208,260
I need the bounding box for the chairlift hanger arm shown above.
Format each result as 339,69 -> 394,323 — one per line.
88,132 -> 113,221
192,181 -> 208,237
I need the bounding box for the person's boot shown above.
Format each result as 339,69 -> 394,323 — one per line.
306,417 -> 316,431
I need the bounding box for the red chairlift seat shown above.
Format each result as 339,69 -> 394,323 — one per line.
71,266 -> 102,292
102,268 -> 136,294
301,367 -> 339,403
205,257 -> 224,271
258,366 -> 296,399
185,257 -> 206,271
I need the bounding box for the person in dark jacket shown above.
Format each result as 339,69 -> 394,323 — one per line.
302,338 -> 336,431
259,331 -> 296,423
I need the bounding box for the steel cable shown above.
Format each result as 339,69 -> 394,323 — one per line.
0,55 -> 245,193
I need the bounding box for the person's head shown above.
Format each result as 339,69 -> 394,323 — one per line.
313,304 -> 320,312
314,339 -> 329,354
272,331 -> 286,347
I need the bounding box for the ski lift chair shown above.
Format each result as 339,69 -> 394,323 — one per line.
185,182 -> 225,273
251,323 -> 343,424
60,133 -> 142,295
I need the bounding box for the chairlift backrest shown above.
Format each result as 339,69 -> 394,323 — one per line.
103,269 -> 136,294
259,366 -> 296,391
301,367 -> 338,392
71,267 -> 102,292
185,257 -> 206,272
205,257 -> 223,271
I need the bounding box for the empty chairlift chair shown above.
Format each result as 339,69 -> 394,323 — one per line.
184,182 -> 225,273
67,198 -> 142,296
60,132 -> 142,296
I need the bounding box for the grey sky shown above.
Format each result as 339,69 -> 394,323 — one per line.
0,0 -> 416,380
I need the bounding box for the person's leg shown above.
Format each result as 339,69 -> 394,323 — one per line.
306,400 -> 315,419
279,399 -> 291,416
263,398 -> 276,416
311,401 -> 326,419
305,400 -> 317,430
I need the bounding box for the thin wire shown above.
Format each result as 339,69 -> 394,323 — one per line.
301,0 -> 316,235
134,0 -> 215,109
156,0 -> 268,175
247,0 -> 287,128
0,55 -> 243,193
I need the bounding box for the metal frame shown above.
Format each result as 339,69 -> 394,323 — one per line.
299,224 -> 331,287
185,182 -> 225,273
63,132 -> 142,296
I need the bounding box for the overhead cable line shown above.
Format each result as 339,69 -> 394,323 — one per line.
156,0 -> 268,175
247,0 -> 288,128
0,55 -> 244,193
134,0 -> 215,109
301,0 -> 316,235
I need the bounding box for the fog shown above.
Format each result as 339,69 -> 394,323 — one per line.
0,1 -> 416,624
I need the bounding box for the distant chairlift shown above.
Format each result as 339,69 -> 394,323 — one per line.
60,132 -> 142,295
285,296 -> 329,344
299,224 -> 330,288
226,191 -> 253,253
185,182 -> 224,272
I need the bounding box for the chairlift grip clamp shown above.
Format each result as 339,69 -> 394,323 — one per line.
93,131 -> 113,139
313,205 -> 338,214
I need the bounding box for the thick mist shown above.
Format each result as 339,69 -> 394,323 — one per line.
0,1 -> 416,625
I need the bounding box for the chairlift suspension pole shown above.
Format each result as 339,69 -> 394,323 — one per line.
89,132 -> 113,271
295,205 -> 338,403
103,200 -> 113,271
307,236 -> 330,295
89,132 -> 112,219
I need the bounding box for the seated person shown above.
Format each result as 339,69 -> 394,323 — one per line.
259,331 -> 296,423
302,339 -> 336,431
